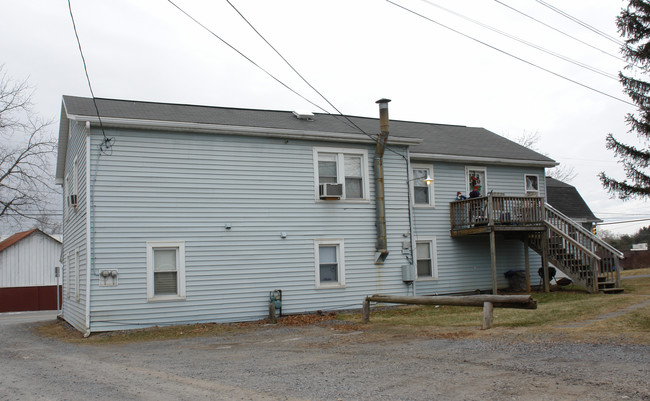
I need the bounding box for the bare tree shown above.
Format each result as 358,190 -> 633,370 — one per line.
0,65 -> 59,233
508,129 -> 577,183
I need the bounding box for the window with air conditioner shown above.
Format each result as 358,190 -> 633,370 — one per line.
313,147 -> 369,201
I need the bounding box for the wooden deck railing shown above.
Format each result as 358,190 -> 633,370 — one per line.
450,194 -> 545,231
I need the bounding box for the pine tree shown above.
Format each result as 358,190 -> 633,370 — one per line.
599,0 -> 650,199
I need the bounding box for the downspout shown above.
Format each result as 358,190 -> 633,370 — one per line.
84,121 -> 92,337
374,99 -> 391,263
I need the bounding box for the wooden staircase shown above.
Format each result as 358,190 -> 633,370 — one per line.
528,204 -> 624,294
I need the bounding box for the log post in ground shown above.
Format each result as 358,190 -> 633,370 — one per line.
362,298 -> 370,324
482,301 -> 494,329
269,302 -> 277,324
362,294 -> 536,328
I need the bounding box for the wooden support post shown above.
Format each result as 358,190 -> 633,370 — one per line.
541,229 -> 550,293
269,302 -> 277,324
482,301 -> 494,329
524,234 -> 531,293
490,230 -> 498,295
362,298 -> 370,323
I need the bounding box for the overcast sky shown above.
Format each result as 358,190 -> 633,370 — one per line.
1,0 -> 647,235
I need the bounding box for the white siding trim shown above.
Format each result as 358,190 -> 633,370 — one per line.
410,152 -> 558,168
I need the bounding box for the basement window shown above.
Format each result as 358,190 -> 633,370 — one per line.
146,241 -> 186,301
314,239 -> 345,288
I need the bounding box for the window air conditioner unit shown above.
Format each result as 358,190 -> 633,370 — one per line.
319,183 -> 343,199
68,194 -> 78,208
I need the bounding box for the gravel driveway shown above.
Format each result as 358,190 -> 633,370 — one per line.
0,313 -> 648,401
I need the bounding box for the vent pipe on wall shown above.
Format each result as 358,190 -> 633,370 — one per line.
374,98 -> 391,263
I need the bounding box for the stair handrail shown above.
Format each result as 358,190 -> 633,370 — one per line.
545,221 -> 601,260
544,203 -> 623,258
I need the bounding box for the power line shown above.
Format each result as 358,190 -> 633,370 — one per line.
494,0 -> 627,64
420,0 -> 618,80
534,0 -> 624,47
166,0 -> 330,116
599,218 -> 650,226
67,0 -> 114,155
387,0 -> 635,107
223,0 -> 380,141
194,1 -> 410,161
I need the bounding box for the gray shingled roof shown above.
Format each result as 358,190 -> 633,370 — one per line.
546,177 -> 602,223
62,96 -> 554,163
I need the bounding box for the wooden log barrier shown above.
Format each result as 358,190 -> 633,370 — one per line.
361,294 -> 537,329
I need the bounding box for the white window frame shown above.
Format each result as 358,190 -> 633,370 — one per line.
64,174 -> 71,221
314,239 -> 345,288
313,147 -> 370,202
411,163 -> 435,208
146,241 -> 186,301
525,174 -> 539,194
75,248 -> 80,302
416,236 -> 438,280
466,166 -> 488,196
72,155 -> 79,212
65,252 -> 71,298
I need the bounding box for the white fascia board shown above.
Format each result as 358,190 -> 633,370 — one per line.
409,152 -> 558,168
66,115 -> 423,147
55,103 -> 71,184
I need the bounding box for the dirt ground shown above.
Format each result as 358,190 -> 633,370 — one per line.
0,312 -> 648,400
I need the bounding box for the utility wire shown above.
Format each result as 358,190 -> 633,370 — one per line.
204,0 -> 411,162
67,0 -> 114,154
166,0 -> 330,116
224,0 -> 380,141
387,0 -> 635,107
494,0 -> 627,64
420,0 -> 617,80
534,0 -> 624,46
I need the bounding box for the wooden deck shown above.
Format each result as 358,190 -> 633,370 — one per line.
450,195 -> 546,237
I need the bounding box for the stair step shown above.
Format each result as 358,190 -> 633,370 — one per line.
598,281 -> 617,289
599,287 -> 624,294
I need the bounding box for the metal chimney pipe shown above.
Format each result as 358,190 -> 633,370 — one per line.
374,98 -> 391,263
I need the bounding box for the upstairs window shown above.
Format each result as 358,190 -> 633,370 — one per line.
466,167 -> 487,197
525,174 -> 539,194
314,147 -> 368,201
412,164 -> 434,207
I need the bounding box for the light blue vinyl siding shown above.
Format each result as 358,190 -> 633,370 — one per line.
87,128 -> 412,331
413,161 -> 545,295
61,121 -> 88,331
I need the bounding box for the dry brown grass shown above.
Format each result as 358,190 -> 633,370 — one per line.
36,277 -> 650,345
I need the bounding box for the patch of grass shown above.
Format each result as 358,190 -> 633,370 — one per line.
622,276 -> 650,295
621,267 -> 650,277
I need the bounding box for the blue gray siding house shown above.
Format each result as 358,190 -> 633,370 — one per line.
56,96 -> 564,334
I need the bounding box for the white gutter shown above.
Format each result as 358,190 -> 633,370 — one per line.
65,115 -> 423,147
409,152 -> 558,168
